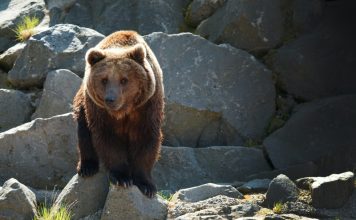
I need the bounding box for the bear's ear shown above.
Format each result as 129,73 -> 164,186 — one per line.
129,44 -> 146,63
86,48 -> 106,66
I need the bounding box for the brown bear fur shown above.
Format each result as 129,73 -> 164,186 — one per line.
73,31 -> 164,197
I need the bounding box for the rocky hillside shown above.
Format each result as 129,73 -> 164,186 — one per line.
0,0 -> 355,219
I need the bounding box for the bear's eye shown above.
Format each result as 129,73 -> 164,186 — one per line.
120,78 -> 128,85
101,78 -> 108,85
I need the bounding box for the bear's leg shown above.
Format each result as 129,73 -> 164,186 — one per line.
76,107 -> 99,177
94,137 -> 133,187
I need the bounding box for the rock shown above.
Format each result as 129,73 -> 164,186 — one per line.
0,70 -> 10,89
101,185 -> 168,220
171,183 -> 243,203
170,195 -> 260,219
30,187 -> 60,205
245,162 -> 318,182
265,213 -> 318,220
31,69 -> 82,119
78,210 -> 102,220
196,0 -> 284,52
0,113 -> 77,189
53,172 -> 109,220
0,178 -> 37,220
0,89 -> 33,132
8,24 -> 104,88
237,179 -> 271,194
185,0 -> 226,27
144,32 -> 275,147
0,43 -> 26,71
265,174 -> 298,207
50,0 -> 190,35
296,172 -> 354,209
264,95 -> 356,173
153,146 -> 271,191
45,0 -> 76,10
265,1 -> 356,100
0,0 -> 45,52
278,201 -> 320,218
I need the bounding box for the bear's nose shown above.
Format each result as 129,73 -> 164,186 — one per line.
105,96 -> 115,104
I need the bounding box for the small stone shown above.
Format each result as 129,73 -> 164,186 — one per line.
265,174 -> 298,207
0,43 -> 26,71
238,179 -> 271,194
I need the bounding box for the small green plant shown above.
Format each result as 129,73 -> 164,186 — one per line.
13,16 -> 40,42
157,191 -> 173,201
34,204 -> 72,220
272,201 -> 284,214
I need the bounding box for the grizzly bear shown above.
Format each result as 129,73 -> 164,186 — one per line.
73,31 -> 164,198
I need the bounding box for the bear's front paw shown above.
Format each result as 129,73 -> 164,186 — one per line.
134,179 -> 157,198
77,159 -> 99,177
109,171 -> 133,188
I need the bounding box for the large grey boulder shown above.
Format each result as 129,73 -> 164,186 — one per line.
297,172 -> 354,209
171,183 -> 243,203
185,0 -> 226,27
0,178 -> 37,220
101,186 -> 167,220
0,43 -> 26,71
265,0 -> 356,100
32,69 -> 82,119
153,146 -> 271,191
144,32 -> 275,147
196,0 -> 284,52
50,0 -> 190,35
0,89 -> 33,132
265,174 -> 298,207
0,113 -> 77,189
264,95 -> 356,173
0,0 -> 45,52
8,24 -> 104,88
54,172 -> 109,220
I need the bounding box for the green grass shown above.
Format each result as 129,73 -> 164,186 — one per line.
157,191 -> 173,201
34,205 -> 72,220
13,16 -> 40,42
272,201 -> 284,214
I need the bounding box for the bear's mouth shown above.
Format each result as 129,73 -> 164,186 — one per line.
105,102 -> 125,111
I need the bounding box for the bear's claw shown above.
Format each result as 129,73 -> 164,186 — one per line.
77,159 -> 99,177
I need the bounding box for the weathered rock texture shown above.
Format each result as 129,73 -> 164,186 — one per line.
0,113 -> 77,189
54,172 -> 109,220
31,69 -> 82,119
264,95 -> 356,174
144,32 -> 275,147
0,43 -> 26,71
101,186 -> 167,220
0,89 -> 33,132
0,0 -> 45,52
8,24 -> 104,88
154,146 -> 271,191
0,178 -> 37,220
265,174 -> 298,207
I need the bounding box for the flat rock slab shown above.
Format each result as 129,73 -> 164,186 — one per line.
154,146 -> 271,191
8,24 -> 104,88
101,185 -> 167,220
238,179 -> 271,194
171,183 -> 243,203
144,32 -> 275,147
264,94 -> 356,173
0,113 -> 77,189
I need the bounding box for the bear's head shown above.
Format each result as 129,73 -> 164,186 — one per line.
83,44 -> 156,117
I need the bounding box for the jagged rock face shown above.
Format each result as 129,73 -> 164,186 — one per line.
145,32 -> 275,147
8,24 -> 104,88
264,95 -> 356,174
49,0 -> 191,35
